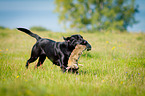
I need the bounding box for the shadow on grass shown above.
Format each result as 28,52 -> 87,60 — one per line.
78,68 -> 108,76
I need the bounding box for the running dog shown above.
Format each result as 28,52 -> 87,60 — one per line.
17,28 -> 91,72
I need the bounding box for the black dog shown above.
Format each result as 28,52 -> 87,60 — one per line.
17,28 -> 91,72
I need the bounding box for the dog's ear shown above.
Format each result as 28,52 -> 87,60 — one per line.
63,36 -> 70,41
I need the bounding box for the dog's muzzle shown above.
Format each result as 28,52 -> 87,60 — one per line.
86,43 -> 91,51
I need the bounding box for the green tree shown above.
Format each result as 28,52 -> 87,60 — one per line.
54,0 -> 138,32
0,26 -> 6,29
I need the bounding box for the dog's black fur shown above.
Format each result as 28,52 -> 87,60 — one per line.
17,28 -> 91,72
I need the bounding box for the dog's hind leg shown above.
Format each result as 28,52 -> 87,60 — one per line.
26,56 -> 38,68
26,45 -> 40,69
35,54 -> 46,68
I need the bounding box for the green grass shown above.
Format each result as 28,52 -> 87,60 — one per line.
0,29 -> 145,96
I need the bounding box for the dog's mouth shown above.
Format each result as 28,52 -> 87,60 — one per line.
87,48 -> 91,51
86,43 -> 91,51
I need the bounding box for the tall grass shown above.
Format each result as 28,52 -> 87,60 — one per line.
0,29 -> 145,96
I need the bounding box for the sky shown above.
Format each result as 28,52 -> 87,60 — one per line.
0,0 -> 145,32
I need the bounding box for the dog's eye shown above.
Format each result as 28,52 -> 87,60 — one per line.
83,41 -> 87,44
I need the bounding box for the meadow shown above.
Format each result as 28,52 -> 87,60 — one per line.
0,28 -> 145,96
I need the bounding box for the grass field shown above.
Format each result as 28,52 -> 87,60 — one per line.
0,29 -> 145,96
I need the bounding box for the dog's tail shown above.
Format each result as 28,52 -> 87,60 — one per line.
17,28 -> 41,41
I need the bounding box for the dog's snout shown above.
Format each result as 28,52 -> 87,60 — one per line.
86,43 -> 91,51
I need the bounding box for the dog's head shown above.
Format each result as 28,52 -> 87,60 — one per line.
63,34 -> 91,51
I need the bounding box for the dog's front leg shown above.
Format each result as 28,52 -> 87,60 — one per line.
61,57 -> 68,73
56,47 -> 67,72
58,51 -> 65,67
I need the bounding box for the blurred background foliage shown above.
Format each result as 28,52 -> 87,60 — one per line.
0,26 -> 7,30
30,26 -> 50,32
54,0 -> 139,32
